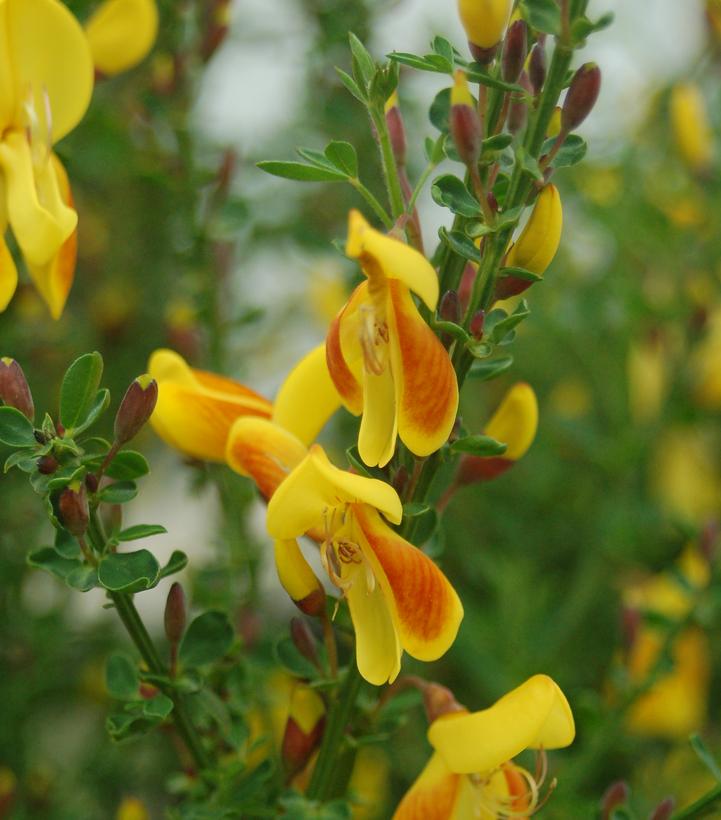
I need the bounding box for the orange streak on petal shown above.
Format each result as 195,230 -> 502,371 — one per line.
393,753 -> 461,820
388,280 -> 458,457
502,763 -> 531,815
355,505 -> 463,661
326,284 -> 364,415
193,368 -> 270,404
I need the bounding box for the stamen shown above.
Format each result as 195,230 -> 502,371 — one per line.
468,750 -> 555,819
359,305 -> 385,376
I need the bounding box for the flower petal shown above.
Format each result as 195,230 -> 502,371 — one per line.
273,344 -> 341,446
358,358 -> 397,468
505,184 -> 562,276
226,417 -> 307,501
6,0 -> 94,141
388,280 -> 458,457
428,674 -> 575,775
354,505 -> 463,662
326,283 -> 366,415
148,349 -> 272,461
483,382 -> 538,461
273,539 -> 325,616
392,752 -> 461,820
85,0 -> 159,76
346,210 -> 439,310
267,445 -> 402,539
0,232 -> 18,312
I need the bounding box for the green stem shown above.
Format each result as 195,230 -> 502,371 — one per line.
349,178 -> 393,229
406,161 -> 437,216
371,109 -> 406,219
671,785 -> 721,819
306,659 -> 364,801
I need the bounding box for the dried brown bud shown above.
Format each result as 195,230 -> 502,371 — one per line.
114,375 -> 158,445
290,617 -> 320,668
502,20 -> 527,84
37,455 -> 59,475
0,358 -> 34,421
561,63 -> 601,132
422,682 -> 465,723
528,43 -> 547,96
164,582 -> 186,646
58,484 -> 89,537
470,310 -> 485,340
600,781 -> 630,820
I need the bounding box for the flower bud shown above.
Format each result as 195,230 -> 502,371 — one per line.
422,681 -> 466,723
505,184 -> 562,276
508,72 -> 531,134
670,82 -> 713,173
58,483 -> 89,537
281,685 -> 326,777
458,0 -> 513,51
469,310 -> 485,340
439,290 -> 461,325
275,539 -> 326,617
649,798 -> 675,820
600,781 -> 630,820
290,617 -> 320,668
450,70 -> 482,168
164,582 -> 186,646
502,20 -> 527,84
116,796 -> 150,820
0,358 -> 34,421
561,63 -> 601,132
528,43 -> 546,96
385,91 -> 407,167
37,455 -> 59,475
114,374 -> 158,445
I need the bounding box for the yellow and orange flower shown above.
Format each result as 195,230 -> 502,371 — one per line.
227,417 -> 463,685
394,675 -> 575,819
327,210 -> 458,468
0,0 -> 94,318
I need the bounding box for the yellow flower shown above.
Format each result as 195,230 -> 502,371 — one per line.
394,675 -> 575,819
457,0 -> 513,49
227,417 -> 463,686
282,683 -> 326,777
327,211 -> 459,467
670,83 -> 713,173
505,184 -> 563,276
116,797 -> 150,820
0,0 -> 94,318
85,0 -> 159,77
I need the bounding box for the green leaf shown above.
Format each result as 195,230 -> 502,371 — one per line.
498,266 -> 543,283
542,133 -> 588,168
59,351 -> 104,432
105,451 -> 149,481
467,355 -> 514,381
274,636 -> 318,679
517,147 -> 544,181
431,36 -> 455,67
571,11 -> 614,45
348,32 -> 376,89
55,526 -> 81,559
520,0 -> 562,35
324,140 -> 358,177
439,228 -> 482,263
488,299 -> 530,343
98,549 -> 160,594
27,547 -> 82,584
143,693 -> 174,720
4,448 -> 37,473
73,389 -> 110,435
431,176 -> 480,217
47,464 -> 85,491
402,503 -> 437,545
690,734 -> 721,783
465,64 -> 526,93
482,133 -> 513,153
345,446 -> 386,481
466,340 -> 494,359
451,435 -> 507,456
106,652 -> 140,700
179,611 -> 234,667
159,550 -> 189,580
335,67 -> 366,103
66,565 -> 98,592
0,406 -> 36,447
388,51 -> 451,74
432,320 -> 470,343
117,524 -> 168,542
256,161 -> 347,183
98,480 -> 138,504
429,87 -> 450,132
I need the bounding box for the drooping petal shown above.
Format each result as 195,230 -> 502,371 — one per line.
345,557 -> 402,686
354,505 -> 463,662
428,674 -> 575,775
273,539 -> 325,617
24,153 -> 76,318
0,233 -> 18,311
326,283 -> 366,415
358,360 -> 397,468
483,382 -> 538,461
0,9 -> 15,131
226,417 -> 307,500
387,280 -> 458,458
392,752 -> 461,820
505,184 -> 562,276
272,344 -> 341,446
148,349 -> 272,462
6,0 -> 94,141
267,445 -> 402,540
0,132 -> 77,267
346,210 -> 439,310
85,0 -> 159,77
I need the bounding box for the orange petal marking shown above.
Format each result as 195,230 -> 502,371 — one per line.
326,283 -> 365,415
392,753 -> 461,820
388,279 -> 458,457
503,763 -> 532,815
354,505 -> 463,660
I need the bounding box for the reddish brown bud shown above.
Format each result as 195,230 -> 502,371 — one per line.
508,71 -> 532,134
458,263 -> 477,314
392,464 -> 409,497
58,484 -> 89,536
0,358 -> 34,421
451,71 -> 482,168
457,454 -> 512,485
469,41 -> 499,65
85,473 -> 99,493
164,582 -> 186,646
561,63 -> 601,132
621,606 -> 641,653
502,20 -> 527,83
281,686 -> 326,777
494,274 -> 532,301
528,43 -> 547,96
385,92 -> 407,167
37,455 -> 59,475
600,781 -> 630,820
700,519 -> 718,562
649,798 -> 675,820
422,682 -> 465,723
439,290 -> 461,325
470,310 -> 485,340
290,617 -> 320,668
114,375 -> 158,445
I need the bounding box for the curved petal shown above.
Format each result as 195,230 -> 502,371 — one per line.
24,153 -> 76,318
483,382 -> 538,461
0,132 -> 77,267
85,0 -> 159,77
226,417 -> 307,500
358,358 -> 397,468
0,11 -> 15,131
273,344 -> 341,446
274,539 -> 325,616
388,280 -> 458,457
0,233 -> 17,311
7,0 -> 94,141
428,675 -> 575,775
393,752 -> 461,820
267,445 -> 403,539
346,210 -> 439,310
326,283 -> 366,415
354,505 -> 463,662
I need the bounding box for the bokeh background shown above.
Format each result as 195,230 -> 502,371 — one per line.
1,0 -> 720,816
